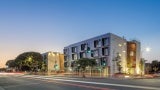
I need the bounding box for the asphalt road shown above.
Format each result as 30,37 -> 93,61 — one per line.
0,73 -> 160,90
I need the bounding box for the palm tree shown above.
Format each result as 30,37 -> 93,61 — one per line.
76,58 -> 96,78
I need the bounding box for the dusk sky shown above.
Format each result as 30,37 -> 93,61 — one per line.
0,0 -> 160,67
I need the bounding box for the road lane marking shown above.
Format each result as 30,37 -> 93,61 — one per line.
25,76 -> 112,90
21,75 -> 78,80
46,80 -> 111,90
17,75 -> 160,90
31,76 -> 160,90
51,78 -> 160,90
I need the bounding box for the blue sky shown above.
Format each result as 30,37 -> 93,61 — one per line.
0,0 -> 160,67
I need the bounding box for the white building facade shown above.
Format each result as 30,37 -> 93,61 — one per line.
64,33 -> 141,76
42,52 -> 64,73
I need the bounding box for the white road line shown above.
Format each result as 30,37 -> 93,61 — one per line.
22,76 -> 160,90
49,78 -> 160,90
17,75 -> 160,90
21,75 -> 78,80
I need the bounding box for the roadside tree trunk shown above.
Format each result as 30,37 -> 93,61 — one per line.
82,71 -> 85,78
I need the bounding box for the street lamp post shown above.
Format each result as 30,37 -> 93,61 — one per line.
77,64 -> 80,76
140,59 -> 143,77
140,47 -> 151,76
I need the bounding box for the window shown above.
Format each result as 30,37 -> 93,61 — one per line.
63,49 -> 68,54
81,44 -> 87,50
130,51 -> 134,56
92,50 -> 98,57
71,47 -> 77,53
80,52 -> 82,58
102,38 -> 109,46
102,47 -> 109,56
80,52 -> 86,58
130,43 -> 136,50
72,54 -> 77,60
94,40 -> 100,48
91,50 -> 94,57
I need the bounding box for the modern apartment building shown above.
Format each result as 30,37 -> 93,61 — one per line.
64,33 -> 141,76
42,52 -> 64,73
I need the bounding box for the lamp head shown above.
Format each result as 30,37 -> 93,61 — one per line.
145,47 -> 151,52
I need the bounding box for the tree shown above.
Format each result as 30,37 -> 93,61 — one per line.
151,60 -> 159,73
113,53 -> 122,73
6,60 -> 16,68
15,52 -> 44,71
40,61 -> 47,72
76,58 -> 96,78
139,58 -> 147,76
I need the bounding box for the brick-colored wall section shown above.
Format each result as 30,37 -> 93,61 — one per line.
60,54 -> 64,71
127,42 -> 136,68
